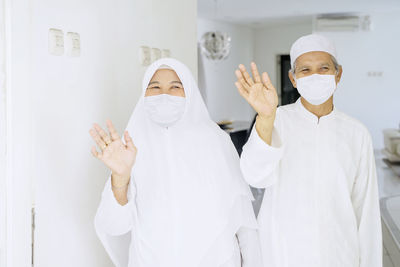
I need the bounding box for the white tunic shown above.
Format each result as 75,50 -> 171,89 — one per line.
240,98 -> 382,267
95,177 -> 262,267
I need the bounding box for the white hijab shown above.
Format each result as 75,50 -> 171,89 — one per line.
95,58 -> 257,267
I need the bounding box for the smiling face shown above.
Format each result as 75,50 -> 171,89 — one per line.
289,51 -> 343,88
145,69 -> 186,97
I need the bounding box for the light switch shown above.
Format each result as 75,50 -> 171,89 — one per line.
66,32 -> 80,57
48,28 -> 64,56
139,46 -> 151,66
162,49 -> 171,58
367,71 -> 383,77
151,48 -> 161,62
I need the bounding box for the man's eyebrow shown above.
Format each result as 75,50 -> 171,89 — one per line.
148,81 -> 159,85
170,81 -> 182,84
296,64 -> 310,69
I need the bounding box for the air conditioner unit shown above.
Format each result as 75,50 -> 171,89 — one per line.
313,14 -> 371,32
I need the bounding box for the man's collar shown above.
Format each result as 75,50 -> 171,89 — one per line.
294,97 -> 336,124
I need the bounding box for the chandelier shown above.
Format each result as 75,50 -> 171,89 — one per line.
200,31 -> 231,61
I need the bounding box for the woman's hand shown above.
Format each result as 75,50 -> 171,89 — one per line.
89,119 -> 137,188
235,62 -> 278,120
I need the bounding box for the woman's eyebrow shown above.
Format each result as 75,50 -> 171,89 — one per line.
170,81 -> 182,84
148,81 -> 159,85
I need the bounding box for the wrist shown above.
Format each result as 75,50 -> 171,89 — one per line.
257,108 -> 276,122
255,114 -> 275,145
111,173 -> 130,188
256,113 -> 275,130
112,182 -> 129,190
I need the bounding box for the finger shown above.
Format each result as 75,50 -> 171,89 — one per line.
235,69 -> 251,91
89,128 -> 107,151
106,119 -> 121,141
238,76 -> 251,93
239,64 -> 254,86
235,82 -> 250,101
235,69 -> 248,88
91,145 -> 103,159
234,80 -> 248,94
93,123 -> 112,145
124,131 -> 137,152
235,69 -> 244,80
250,62 -> 261,83
262,72 -> 275,91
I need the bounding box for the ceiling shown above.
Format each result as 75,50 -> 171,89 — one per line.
198,0 -> 400,26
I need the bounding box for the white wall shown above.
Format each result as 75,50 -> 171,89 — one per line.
198,18 -> 255,123
0,0 -> 7,265
254,21 -> 312,98
8,0 -> 197,266
321,11 -> 400,149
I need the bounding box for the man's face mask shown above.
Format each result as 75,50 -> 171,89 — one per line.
295,73 -> 337,106
144,94 -> 186,128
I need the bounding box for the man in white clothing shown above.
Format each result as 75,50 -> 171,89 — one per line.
234,34 -> 382,267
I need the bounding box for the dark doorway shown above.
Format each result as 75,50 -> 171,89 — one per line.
280,55 -> 300,105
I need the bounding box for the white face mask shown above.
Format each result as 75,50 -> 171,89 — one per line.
144,94 -> 186,127
295,74 -> 337,105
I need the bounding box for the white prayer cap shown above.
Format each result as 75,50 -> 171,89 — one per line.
290,34 -> 337,67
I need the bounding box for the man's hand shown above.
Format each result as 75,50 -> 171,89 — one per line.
235,62 -> 279,145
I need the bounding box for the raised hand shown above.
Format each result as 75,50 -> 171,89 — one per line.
235,62 -> 278,119
89,119 -> 137,187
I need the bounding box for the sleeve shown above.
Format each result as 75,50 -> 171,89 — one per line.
94,173 -> 135,236
236,226 -> 263,267
351,131 -> 382,267
239,110 -> 284,188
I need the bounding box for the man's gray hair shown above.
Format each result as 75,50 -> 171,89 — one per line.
289,55 -> 340,76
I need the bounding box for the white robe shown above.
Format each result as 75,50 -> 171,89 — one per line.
240,97 -> 382,267
95,178 -> 262,267
94,58 -> 263,267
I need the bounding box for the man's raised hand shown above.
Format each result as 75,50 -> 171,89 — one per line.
235,62 -> 278,120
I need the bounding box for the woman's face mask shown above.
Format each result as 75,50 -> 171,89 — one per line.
295,74 -> 337,105
144,94 -> 186,127
144,68 -> 186,127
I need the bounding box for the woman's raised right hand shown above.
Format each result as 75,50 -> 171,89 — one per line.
89,119 -> 137,187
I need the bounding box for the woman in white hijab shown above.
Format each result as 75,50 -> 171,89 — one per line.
89,58 -> 262,267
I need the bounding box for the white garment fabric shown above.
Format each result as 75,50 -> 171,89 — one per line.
240,97 -> 382,267
290,34 -> 337,67
94,58 -> 262,267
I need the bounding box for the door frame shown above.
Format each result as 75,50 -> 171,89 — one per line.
0,0 -> 13,265
1,0 -> 33,265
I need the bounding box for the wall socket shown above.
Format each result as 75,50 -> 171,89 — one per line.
65,32 -> 80,57
139,46 -> 171,66
48,28 -> 64,56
